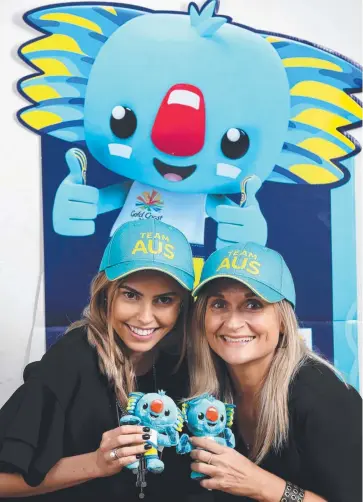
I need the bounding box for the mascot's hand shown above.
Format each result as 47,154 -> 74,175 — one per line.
176,433 -> 192,454
215,176 -> 267,248
53,148 -> 99,236
119,415 -> 142,426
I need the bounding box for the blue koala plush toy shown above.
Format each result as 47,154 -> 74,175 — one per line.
176,394 -> 235,479
120,391 -> 183,474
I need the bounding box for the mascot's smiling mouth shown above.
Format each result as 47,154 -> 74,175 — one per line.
153,158 -> 196,182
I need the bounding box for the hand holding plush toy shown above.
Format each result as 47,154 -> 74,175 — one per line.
120,390 -> 183,474
176,394 -> 235,479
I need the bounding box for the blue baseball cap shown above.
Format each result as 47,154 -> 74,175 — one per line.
193,242 -> 295,307
99,220 -> 195,290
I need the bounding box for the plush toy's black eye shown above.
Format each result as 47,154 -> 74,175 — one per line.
110,105 -> 137,139
221,128 -> 249,159
198,412 -> 205,420
143,403 -> 148,410
165,410 -> 170,417
220,414 -> 224,422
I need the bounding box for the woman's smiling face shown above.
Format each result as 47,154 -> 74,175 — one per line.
111,270 -> 184,354
204,278 -> 281,367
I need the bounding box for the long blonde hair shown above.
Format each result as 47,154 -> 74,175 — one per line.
188,288 -> 340,464
68,272 -> 190,407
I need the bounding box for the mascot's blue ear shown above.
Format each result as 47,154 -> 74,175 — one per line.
225,403 -> 235,427
126,392 -> 145,414
262,34 -> 362,185
17,3 -> 146,141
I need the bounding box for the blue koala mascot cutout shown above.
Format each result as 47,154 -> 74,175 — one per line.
120,391 -> 183,474
18,0 -> 362,273
176,394 -> 235,479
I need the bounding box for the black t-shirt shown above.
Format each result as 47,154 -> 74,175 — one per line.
217,360 -> 362,502
0,327 -> 202,502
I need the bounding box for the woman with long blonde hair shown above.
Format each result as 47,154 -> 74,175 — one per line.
187,242 -> 361,502
0,219 -> 195,501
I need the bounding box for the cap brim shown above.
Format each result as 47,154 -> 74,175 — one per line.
192,274 -> 284,303
104,261 -> 194,291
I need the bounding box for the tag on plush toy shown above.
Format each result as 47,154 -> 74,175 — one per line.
176,394 -> 235,480
120,390 -> 183,498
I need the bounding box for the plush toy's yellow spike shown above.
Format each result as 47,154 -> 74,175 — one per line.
175,422 -> 183,432
181,403 -> 189,420
226,406 -> 235,427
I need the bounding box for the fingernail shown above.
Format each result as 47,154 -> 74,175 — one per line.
142,434 -> 150,440
144,444 -> 152,450
136,454 -> 143,459
143,427 -> 150,432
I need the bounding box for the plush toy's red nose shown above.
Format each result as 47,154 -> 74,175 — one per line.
206,406 -> 219,422
150,399 -> 164,414
151,83 -> 206,157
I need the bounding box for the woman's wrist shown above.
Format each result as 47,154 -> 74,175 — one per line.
252,467 -> 286,502
88,451 -> 108,479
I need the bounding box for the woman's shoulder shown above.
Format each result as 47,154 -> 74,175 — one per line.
24,326 -> 99,394
289,357 -> 361,412
48,325 -> 93,357
34,325 -> 94,366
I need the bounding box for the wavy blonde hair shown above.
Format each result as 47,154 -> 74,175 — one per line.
188,286 -> 341,464
68,272 -> 191,408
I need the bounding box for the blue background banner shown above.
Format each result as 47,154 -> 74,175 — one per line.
17,1 -> 362,389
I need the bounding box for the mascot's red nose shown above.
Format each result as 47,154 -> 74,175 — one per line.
206,406 -> 219,422
150,399 -> 164,413
151,83 -> 206,157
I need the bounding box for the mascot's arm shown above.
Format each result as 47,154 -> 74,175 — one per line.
158,428 -> 179,447
119,414 -> 142,425
224,427 -> 236,448
206,194 -> 236,220
176,433 -> 193,454
207,176 -> 267,247
98,180 -> 133,215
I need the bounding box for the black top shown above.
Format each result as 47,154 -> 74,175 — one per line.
1,334 -> 361,502
217,359 -> 362,502
0,327 -> 201,502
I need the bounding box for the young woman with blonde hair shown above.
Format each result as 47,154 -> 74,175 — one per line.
0,219 -> 195,501
187,242 -> 361,502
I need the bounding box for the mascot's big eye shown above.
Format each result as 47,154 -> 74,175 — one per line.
220,414 -> 224,422
165,410 -> 170,416
198,412 -> 205,420
143,403 -> 148,410
110,105 -> 137,139
221,128 -> 249,159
